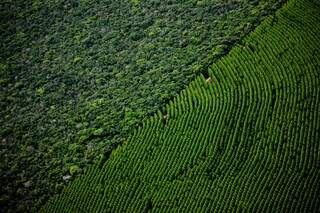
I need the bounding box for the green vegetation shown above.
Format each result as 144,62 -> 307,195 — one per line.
0,0 -> 284,211
42,0 -> 320,211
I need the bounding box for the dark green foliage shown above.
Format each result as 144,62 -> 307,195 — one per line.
0,0 -> 283,212
42,0 -> 320,211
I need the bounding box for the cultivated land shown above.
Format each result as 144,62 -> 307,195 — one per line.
42,0 -> 320,212
0,0 -> 284,211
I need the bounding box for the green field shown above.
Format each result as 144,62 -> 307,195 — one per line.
0,0 -> 286,211
42,0 -> 320,211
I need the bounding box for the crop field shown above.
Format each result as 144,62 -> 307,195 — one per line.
41,0 -> 320,212
0,0 -> 286,211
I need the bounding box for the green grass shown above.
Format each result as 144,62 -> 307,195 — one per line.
0,0 -> 284,211
42,0 -> 320,211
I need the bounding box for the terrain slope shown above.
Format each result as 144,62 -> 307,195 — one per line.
42,0 -> 320,211
0,0 -> 283,211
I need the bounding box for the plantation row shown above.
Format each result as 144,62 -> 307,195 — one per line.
42,0 -> 320,212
